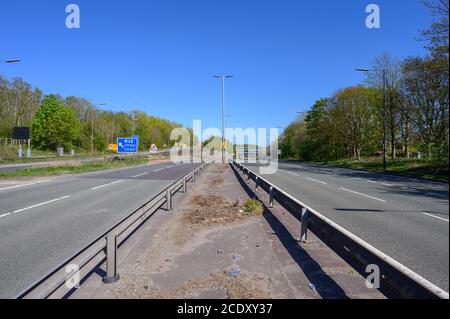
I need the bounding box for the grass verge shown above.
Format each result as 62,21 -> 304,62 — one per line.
0,157 -> 151,179
315,158 -> 448,181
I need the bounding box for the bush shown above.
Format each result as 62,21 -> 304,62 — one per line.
31,95 -> 81,150
243,199 -> 264,215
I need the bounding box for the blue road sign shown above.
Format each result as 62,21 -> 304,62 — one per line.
117,138 -> 138,153
131,135 -> 140,149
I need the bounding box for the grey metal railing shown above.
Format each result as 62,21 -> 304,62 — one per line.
18,162 -> 208,299
231,160 -> 449,300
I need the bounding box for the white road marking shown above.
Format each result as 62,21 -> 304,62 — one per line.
0,213 -> 11,219
367,180 -> 377,184
154,168 -> 164,172
283,170 -> 299,176
340,188 -> 387,203
353,177 -> 362,180
382,183 -> 394,187
423,213 -> 449,222
0,180 -> 50,191
132,172 -> 148,178
13,196 -> 70,214
91,180 -> 123,190
306,177 -> 328,185
285,164 -> 303,169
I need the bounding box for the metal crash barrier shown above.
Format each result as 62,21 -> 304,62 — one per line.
231,160 -> 448,300
18,162 -> 208,299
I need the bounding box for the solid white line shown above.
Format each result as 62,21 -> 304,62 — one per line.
340,188 -> 387,202
13,196 -> 70,214
91,180 -> 123,190
132,172 -> 148,178
423,213 -> 449,222
0,213 -> 11,219
306,177 -> 328,185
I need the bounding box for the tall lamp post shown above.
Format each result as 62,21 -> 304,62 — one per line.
356,68 -> 387,171
1,59 -> 21,64
213,75 -> 234,163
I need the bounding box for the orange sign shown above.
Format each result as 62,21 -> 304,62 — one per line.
109,144 -> 118,152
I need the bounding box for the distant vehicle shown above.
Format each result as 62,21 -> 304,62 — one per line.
150,144 -> 158,153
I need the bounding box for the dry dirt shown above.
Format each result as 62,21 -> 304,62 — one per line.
97,164 -> 278,299
106,271 -> 272,299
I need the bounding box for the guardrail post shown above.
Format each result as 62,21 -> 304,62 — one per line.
103,233 -> 120,284
300,208 -> 309,243
183,176 -> 187,193
255,177 -> 259,191
193,169 -> 196,182
167,188 -> 172,211
269,186 -> 274,208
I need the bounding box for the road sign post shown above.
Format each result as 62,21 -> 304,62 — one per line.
117,138 -> 138,154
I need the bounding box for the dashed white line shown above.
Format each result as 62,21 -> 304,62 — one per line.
366,180 -> 377,184
423,213 -> 449,222
13,196 -> 70,214
132,172 -> 148,178
382,183 -> 394,187
0,180 -> 50,191
306,177 -> 328,185
283,170 -> 299,176
154,168 -> 164,172
91,180 -> 123,190
340,188 -> 387,203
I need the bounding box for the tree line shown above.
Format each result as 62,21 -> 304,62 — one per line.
280,0 -> 449,164
0,78 -> 188,153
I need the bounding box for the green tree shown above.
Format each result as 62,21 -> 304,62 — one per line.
31,95 -> 81,150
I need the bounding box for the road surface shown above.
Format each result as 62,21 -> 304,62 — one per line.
0,161 -> 199,299
244,161 -> 449,292
0,151 -> 169,173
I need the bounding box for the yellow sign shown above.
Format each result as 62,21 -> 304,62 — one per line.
109,144 -> 118,152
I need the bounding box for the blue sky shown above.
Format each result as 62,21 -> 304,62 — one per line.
0,0 -> 433,139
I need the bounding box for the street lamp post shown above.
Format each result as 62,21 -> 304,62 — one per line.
213,75 -> 234,163
1,59 -> 21,64
356,68 -> 387,171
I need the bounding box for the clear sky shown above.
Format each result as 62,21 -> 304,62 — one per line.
0,0 -> 434,139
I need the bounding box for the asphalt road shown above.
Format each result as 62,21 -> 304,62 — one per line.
244,161 -> 449,293
0,163 -> 34,173
0,161 -> 199,299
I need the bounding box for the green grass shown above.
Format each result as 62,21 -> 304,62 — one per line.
243,199 -> 264,215
0,157 -> 150,179
314,158 -> 449,181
